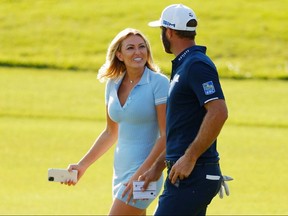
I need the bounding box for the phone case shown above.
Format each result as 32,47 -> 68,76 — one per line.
48,168 -> 78,183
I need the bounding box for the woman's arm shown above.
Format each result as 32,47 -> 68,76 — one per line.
121,103 -> 167,200
65,106 -> 118,185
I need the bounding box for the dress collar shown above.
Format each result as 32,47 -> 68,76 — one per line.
113,66 -> 151,86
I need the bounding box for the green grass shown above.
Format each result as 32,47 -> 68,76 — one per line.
0,67 -> 105,120
0,68 -> 287,215
0,116 -> 113,214
0,0 -> 288,78
0,0 -> 288,214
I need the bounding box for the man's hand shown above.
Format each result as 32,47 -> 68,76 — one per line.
168,154 -> 196,184
218,175 -> 233,199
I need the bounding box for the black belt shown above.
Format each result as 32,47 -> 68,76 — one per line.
165,160 -> 219,170
164,160 -> 176,169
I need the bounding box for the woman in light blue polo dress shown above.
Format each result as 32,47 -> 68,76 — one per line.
106,67 -> 169,209
65,28 -> 169,214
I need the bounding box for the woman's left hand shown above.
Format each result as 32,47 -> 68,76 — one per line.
121,178 -> 137,205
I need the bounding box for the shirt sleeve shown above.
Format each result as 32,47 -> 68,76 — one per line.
153,73 -> 170,105
188,61 -> 225,106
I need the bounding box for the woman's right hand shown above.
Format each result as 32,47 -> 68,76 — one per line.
62,163 -> 87,186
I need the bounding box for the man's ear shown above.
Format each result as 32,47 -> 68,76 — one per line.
166,28 -> 173,39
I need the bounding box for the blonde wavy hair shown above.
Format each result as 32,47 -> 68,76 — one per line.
97,28 -> 159,82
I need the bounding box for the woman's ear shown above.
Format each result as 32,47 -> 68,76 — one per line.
116,51 -> 123,61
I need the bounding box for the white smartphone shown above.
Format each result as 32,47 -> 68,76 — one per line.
48,168 -> 78,183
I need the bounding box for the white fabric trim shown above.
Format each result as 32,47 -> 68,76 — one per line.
204,97 -> 219,104
155,97 -> 167,105
206,175 -> 221,180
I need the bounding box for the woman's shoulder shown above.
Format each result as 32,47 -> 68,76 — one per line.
105,78 -> 117,93
105,78 -> 112,87
147,68 -> 169,83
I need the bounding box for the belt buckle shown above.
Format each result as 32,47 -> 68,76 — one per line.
165,160 -> 174,169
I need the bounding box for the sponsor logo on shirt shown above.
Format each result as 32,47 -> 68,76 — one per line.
177,49 -> 190,62
202,81 -> 215,95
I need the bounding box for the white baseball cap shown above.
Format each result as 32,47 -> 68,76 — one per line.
148,4 -> 197,31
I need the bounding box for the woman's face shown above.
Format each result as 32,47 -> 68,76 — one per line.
117,35 -> 148,70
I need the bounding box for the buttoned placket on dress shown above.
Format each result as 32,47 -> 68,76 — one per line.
117,83 -> 139,110
114,68 -> 149,110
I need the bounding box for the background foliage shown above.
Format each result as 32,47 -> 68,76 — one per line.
0,0 -> 287,78
0,0 -> 288,215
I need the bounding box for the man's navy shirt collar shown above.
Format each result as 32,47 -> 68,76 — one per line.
172,45 -> 207,67
170,45 -> 207,80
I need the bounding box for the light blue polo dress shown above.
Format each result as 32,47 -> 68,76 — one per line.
105,67 -> 170,209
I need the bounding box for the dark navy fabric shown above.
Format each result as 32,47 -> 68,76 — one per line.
166,45 -> 225,163
155,163 -> 222,216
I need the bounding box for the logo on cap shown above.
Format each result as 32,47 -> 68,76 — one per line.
163,20 -> 175,28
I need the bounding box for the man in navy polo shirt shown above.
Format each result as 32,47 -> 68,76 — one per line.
139,4 -> 229,215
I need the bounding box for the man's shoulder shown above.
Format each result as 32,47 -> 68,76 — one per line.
185,52 -> 216,70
